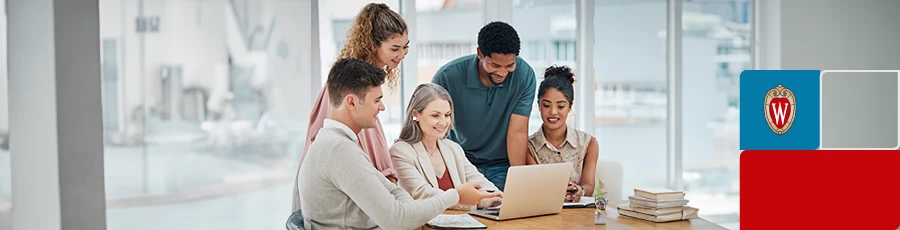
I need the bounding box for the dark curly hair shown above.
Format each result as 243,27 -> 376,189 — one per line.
538,65 -> 575,104
477,21 -> 521,57
326,58 -> 387,107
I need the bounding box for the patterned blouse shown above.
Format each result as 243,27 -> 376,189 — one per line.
527,126 -> 603,194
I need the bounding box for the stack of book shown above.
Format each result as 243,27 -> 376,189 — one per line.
617,188 -> 699,223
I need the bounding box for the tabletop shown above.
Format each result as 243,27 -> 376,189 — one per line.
424,201 -> 727,230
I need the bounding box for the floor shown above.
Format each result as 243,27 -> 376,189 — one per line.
106,183 -> 292,230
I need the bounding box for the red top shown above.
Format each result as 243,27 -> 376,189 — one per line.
437,166 -> 454,191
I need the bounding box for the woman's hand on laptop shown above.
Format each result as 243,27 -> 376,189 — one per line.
457,182 -> 502,206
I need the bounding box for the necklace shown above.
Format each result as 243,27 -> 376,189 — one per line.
426,147 -> 439,157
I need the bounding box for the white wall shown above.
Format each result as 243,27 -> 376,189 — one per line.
99,0 -> 228,135
763,0 -> 900,70
164,0 -> 228,88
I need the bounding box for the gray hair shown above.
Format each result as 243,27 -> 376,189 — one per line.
397,83 -> 455,144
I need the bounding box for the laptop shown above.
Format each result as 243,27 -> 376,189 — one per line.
468,163 -> 572,221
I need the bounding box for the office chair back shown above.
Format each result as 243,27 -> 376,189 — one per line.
285,209 -> 306,230
595,159 -> 624,203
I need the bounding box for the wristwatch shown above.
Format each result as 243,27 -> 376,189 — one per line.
576,184 -> 584,195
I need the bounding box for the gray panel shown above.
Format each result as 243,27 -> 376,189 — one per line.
821,72 -> 898,149
781,0 -> 900,70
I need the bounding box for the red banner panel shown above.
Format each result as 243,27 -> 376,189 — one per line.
741,150 -> 900,229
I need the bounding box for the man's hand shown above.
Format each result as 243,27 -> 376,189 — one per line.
387,175 -> 398,184
477,190 -> 503,208
507,114 -> 530,166
457,182 -> 502,206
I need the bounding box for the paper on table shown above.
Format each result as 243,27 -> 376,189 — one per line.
426,214 -> 487,229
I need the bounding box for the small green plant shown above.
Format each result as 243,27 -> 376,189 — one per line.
594,179 -> 608,214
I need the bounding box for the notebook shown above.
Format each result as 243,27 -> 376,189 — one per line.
425,214 -> 487,229
563,196 -> 596,208
634,187 -> 686,200
617,204 -> 699,223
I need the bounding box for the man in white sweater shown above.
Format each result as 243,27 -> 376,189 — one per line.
298,58 -> 499,230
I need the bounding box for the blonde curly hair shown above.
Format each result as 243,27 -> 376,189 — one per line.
338,3 -> 407,89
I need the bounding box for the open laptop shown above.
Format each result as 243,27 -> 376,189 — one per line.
468,163 -> 572,221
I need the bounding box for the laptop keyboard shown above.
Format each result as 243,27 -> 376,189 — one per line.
484,212 -> 499,216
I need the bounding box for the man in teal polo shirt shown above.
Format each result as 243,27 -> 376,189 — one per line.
431,21 -> 536,191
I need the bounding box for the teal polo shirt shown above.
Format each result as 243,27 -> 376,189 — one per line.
431,54 -> 537,168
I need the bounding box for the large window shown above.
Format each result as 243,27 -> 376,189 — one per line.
418,43 -> 475,63
594,0 -> 669,195
100,0 -> 309,228
681,0 -> 747,228
512,0 -> 577,135
415,0 -> 484,86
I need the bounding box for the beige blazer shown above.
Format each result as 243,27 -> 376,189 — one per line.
390,139 -> 498,210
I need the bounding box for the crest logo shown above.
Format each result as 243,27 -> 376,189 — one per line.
764,84 -> 796,135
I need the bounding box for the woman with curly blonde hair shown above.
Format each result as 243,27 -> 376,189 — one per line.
293,2 -> 409,212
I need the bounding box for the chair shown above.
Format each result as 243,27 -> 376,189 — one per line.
285,209 -> 306,230
595,159 -> 624,203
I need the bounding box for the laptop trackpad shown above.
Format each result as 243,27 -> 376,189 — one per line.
469,210 -> 500,219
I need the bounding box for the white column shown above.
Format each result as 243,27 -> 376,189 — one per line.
9,0 -> 107,230
753,0 -> 781,70
666,0 -> 684,191
294,0 -> 320,145
400,0 -> 419,115
575,0 -> 596,135
308,0 -> 322,91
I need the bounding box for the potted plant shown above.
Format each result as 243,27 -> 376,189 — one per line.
594,179 -> 609,224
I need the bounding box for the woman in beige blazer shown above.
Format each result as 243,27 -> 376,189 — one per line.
390,83 -> 503,210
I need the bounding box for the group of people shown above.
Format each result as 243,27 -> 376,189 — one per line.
292,3 -> 605,229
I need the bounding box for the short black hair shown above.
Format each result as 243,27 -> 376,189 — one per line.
477,21 -> 521,57
538,65 -> 575,104
326,58 -> 386,107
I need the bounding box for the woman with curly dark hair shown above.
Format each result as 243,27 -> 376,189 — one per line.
293,3 -> 409,212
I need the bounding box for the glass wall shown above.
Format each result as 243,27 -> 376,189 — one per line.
593,0 -> 669,193
100,0 -> 308,228
682,0 -> 747,228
